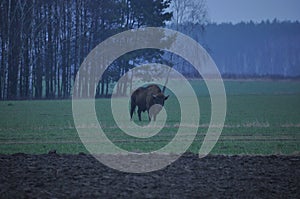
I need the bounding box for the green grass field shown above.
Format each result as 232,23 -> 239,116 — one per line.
0,80 -> 299,155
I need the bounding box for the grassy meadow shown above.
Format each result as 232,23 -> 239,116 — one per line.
0,80 -> 299,155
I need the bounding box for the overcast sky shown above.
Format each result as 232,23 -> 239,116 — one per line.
206,0 -> 300,24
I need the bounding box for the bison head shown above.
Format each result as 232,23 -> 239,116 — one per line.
152,93 -> 169,106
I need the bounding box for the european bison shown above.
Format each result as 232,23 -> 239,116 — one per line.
130,84 -> 169,121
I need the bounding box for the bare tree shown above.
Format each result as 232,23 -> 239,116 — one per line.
161,0 -> 208,92
171,0 -> 208,31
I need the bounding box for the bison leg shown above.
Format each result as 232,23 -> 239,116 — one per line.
130,103 -> 136,121
147,110 -> 151,121
138,108 -> 142,121
153,114 -> 157,121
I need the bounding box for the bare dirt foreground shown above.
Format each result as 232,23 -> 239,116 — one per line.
0,153 -> 299,198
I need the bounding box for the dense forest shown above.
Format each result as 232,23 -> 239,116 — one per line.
1,1 -> 299,100
173,20 -> 300,78
0,0 -> 171,100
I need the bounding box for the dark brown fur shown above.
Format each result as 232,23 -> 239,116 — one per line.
130,84 -> 169,121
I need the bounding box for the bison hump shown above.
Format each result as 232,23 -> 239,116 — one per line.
146,84 -> 161,94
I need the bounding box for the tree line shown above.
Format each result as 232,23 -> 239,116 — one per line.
3,1 -> 297,100
0,0 -> 172,100
173,20 -> 300,78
